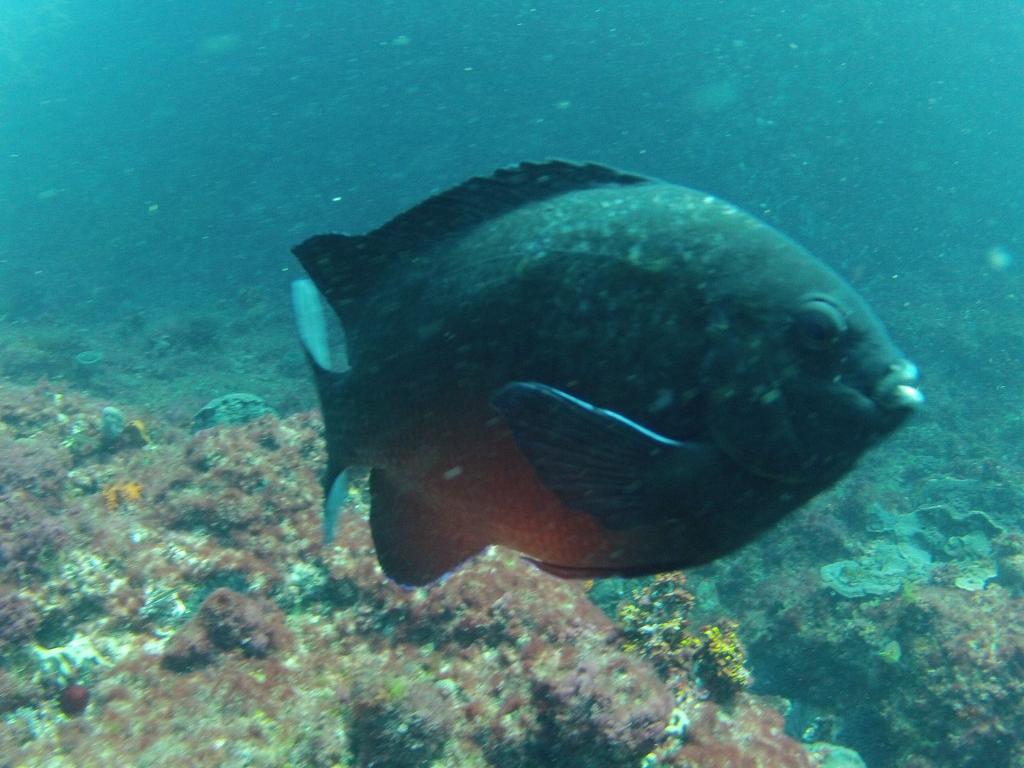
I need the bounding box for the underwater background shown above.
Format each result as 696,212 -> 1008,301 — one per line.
0,2 -> 1022,766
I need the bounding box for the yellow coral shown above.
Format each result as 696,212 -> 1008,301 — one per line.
101,480 -> 144,510
617,603 -> 642,624
124,419 -> 151,445
699,621 -> 751,693
616,574 -> 698,682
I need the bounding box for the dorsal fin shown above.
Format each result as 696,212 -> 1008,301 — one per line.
370,160 -> 652,247
292,160 -> 652,311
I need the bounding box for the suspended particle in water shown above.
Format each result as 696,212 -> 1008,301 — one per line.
986,245 -> 1014,271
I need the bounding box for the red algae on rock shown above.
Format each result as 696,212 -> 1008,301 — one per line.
159,414 -> 322,537
0,378 -> 816,768
663,692 -> 817,768
324,522 -> 677,767
163,587 -> 291,670
877,585 -> 1024,767
0,434 -> 70,500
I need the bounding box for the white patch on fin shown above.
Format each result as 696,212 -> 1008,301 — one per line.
292,279 -> 332,370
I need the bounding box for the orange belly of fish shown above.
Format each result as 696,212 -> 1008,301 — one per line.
373,397 -> 677,582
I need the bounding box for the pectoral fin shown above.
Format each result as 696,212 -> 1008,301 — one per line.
491,382 -> 719,529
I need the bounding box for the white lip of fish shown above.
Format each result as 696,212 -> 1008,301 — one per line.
875,360 -> 924,409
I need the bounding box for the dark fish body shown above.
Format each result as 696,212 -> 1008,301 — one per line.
293,161 -> 921,585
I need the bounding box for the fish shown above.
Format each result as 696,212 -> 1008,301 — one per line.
291,160 -> 922,586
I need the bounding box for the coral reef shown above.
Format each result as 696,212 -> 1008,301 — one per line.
877,585 -> 1024,766
0,669 -> 41,715
163,587 -> 291,670
156,413 -> 322,544
7,361 -> 1019,768
0,589 -> 40,650
192,392 -> 277,432
613,572 -> 698,684
819,502 -> 1003,598
609,574 -> 752,704
0,433 -> 69,500
100,479 -> 144,510
686,430 -> 1024,768
323,539 -> 677,767
0,494 -> 69,576
661,692 -> 817,768
0,377 -> 816,768
695,621 -> 751,699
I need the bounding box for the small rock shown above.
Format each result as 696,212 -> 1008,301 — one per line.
191,393 -> 276,432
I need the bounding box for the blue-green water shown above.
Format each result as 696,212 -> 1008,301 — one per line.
1,3 -> 1022,767
3,2 -> 1020,320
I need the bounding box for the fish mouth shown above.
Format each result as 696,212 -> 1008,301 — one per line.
873,359 -> 924,411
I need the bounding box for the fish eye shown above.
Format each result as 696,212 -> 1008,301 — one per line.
795,297 -> 847,350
